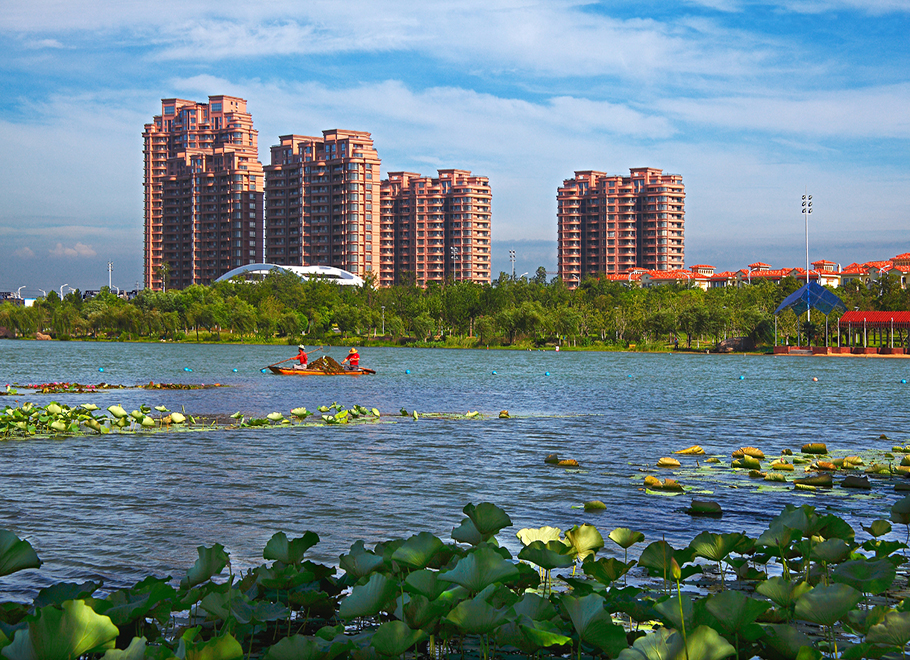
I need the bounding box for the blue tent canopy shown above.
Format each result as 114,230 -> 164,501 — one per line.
774,282 -> 846,317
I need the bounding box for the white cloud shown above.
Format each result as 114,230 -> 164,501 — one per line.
49,242 -> 97,258
14,247 -> 35,258
658,83 -> 910,138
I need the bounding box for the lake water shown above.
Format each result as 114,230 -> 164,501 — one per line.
2,341 -> 909,597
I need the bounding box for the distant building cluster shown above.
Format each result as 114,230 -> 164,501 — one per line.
614,253 -> 910,290
142,95 -> 491,291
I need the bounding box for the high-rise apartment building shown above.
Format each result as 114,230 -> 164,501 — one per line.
143,95 -> 264,290
263,130 -> 381,277
557,168 -> 684,284
379,170 -> 492,287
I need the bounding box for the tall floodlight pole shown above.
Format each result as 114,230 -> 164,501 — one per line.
509,250 -> 516,280
450,246 -> 459,281
381,305 -> 385,335
801,193 -> 812,325
108,261 -> 113,290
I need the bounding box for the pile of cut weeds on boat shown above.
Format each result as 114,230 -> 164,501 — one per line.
4,501 -> 910,659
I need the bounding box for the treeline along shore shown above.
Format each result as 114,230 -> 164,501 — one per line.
1,270 -> 907,351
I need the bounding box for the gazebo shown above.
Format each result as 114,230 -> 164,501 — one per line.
836,311 -> 910,354
773,282 -> 846,352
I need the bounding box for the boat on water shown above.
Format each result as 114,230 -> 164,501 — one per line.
266,354 -> 375,376
267,366 -> 376,376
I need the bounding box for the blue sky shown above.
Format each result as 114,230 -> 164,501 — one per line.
1,0 -> 908,294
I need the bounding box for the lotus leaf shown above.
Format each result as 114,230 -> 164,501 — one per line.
140,416 -> 155,427
654,592 -> 694,631
257,564 -> 314,590
732,456 -> 762,469
262,635 -> 322,660
0,530 -> 41,577
266,412 -> 284,421
802,443 -> 827,454
518,540 -> 574,571
583,557 -> 634,585
560,593 -> 628,656
638,541 -> 684,577
761,623 -> 817,660
517,525 -> 563,546
508,592 -> 557,622
867,610 -> 910,648
45,403 -> 63,415
690,531 -> 744,563
445,592 -> 507,635
439,546 -> 519,593
844,604 -> 890,637
180,543 -> 230,590
686,500 -> 723,516
864,520 -> 893,538
391,532 -> 445,570
794,583 -> 862,626
49,420 -> 67,433
658,457 -> 681,468
100,579 -> 175,628
339,572 -> 397,619
674,445 -> 705,455
201,588 -> 254,624
564,523 -> 604,562
82,404 -> 100,411
841,475 -> 871,489
809,538 -> 852,564
2,599 -> 119,660
513,619 -> 572,651
129,410 -> 144,421
617,624 -> 736,660
263,531 -> 319,566
609,527 -> 646,549
170,412 -> 186,424
401,570 -> 448,601
831,557 -> 897,595
339,541 -> 386,580
584,500 -> 607,511
706,590 -> 771,637
891,496 -> 910,525
398,592 -> 454,631
35,580 -> 102,608
452,518 -> 483,545
100,635 -> 147,660
463,502 -> 512,540
370,620 -> 426,656
794,474 -> 832,487
173,632 -> 244,660
755,577 -> 812,610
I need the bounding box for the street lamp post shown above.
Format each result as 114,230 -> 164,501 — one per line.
509,250 -> 516,280
16,286 -> 26,299
450,246 -> 460,281
801,193 -> 812,325
60,283 -> 69,298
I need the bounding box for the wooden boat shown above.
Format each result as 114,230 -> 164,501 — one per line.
267,366 -> 376,376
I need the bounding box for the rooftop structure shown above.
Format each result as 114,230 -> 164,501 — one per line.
215,263 -> 364,286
